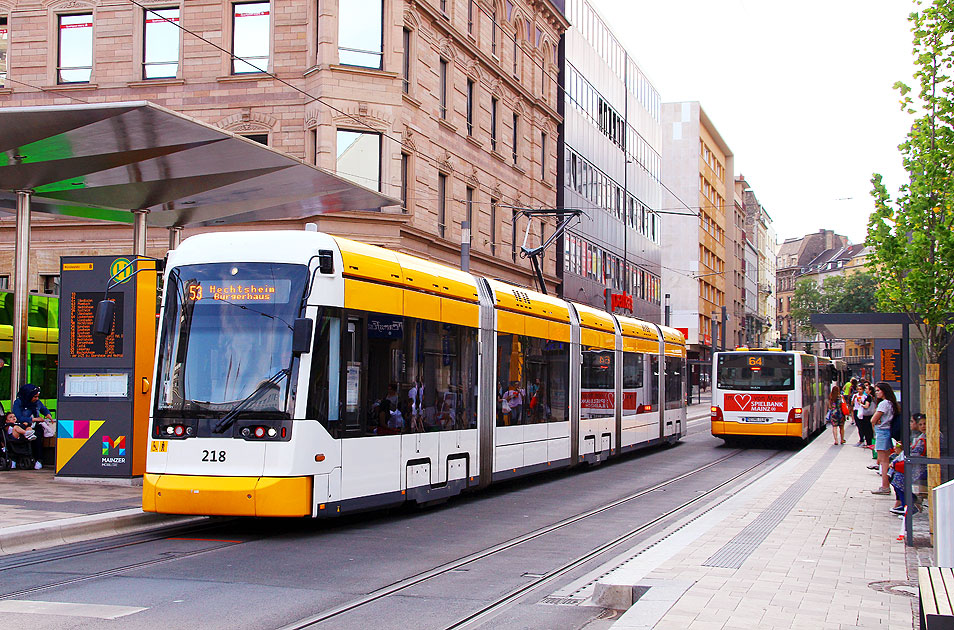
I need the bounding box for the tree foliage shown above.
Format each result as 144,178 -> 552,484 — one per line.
790,272 -> 879,339
869,1 -> 954,363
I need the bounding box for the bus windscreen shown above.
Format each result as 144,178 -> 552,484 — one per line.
717,353 -> 794,392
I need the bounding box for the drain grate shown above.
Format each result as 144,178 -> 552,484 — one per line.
703,444 -> 838,569
539,596 -> 586,606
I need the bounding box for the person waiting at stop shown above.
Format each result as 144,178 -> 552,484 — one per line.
11,384 -> 52,469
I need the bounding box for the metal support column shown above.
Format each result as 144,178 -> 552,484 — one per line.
902,322 -> 914,545
168,227 -> 183,251
460,220 -> 470,272
11,190 -> 32,394
133,209 -> 149,256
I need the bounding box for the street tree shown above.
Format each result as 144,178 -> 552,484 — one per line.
868,0 -> 954,503
790,272 -> 878,346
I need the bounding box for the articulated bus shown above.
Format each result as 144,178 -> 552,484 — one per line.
710,349 -> 845,443
142,230 -> 687,518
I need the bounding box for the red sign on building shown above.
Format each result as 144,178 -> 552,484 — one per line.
607,292 -> 633,312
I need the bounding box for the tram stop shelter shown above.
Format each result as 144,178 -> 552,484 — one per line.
812,312 -> 954,545
0,100 -> 399,394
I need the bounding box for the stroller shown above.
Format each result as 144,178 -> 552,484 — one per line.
0,426 -> 37,471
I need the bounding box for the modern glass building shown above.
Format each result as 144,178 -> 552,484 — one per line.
557,0 -> 663,322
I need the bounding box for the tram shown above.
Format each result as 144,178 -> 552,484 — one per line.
142,230 -> 687,518
710,349 -> 844,442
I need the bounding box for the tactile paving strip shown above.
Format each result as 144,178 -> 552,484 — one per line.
702,444 -> 839,569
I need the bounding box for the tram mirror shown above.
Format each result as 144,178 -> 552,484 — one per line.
292,318 -> 314,355
93,299 -> 117,336
318,249 -> 334,274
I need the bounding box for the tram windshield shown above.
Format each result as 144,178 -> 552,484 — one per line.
154,262 -> 308,419
717,353 -> 794,392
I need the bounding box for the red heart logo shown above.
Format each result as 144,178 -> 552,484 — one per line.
735,394 -> 752,410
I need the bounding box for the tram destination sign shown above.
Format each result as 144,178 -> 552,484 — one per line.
185,279 -> 292,303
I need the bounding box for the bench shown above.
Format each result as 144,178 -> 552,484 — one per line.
920,566 -> 954,630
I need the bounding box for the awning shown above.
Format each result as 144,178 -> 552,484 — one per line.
0,101 -> 399,226
811,313 -> 926,340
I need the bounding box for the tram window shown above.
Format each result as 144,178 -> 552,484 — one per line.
649,355 -> 660,408
581,346 -> 614,419
340,315 -> 365,435
335,310 -> 477,438
664,357 -> 684,409
622,352 -> 643,389
622,352 -> 645,413
496,333 -> 569,426
307,307 -> 341,435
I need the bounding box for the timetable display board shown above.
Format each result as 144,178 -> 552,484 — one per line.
880,349 -> 901,382
69,292 -> 124,358
57,256 -> 156,478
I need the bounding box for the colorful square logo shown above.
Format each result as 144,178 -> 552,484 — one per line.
102,435 -> 126,457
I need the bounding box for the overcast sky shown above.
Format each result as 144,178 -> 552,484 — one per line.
589,0 -> 917,245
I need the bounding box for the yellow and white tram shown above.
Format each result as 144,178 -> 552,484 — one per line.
710,349 -> 843,442
143,230 -> 687,518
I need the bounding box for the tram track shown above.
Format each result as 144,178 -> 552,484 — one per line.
278,447 -> 784,630
0,441 -> 781,627
0,519 -> 251,601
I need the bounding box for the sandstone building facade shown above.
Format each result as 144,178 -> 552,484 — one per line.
0,0 -> 568,294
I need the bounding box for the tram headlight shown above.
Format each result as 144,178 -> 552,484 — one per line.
253,426 -> 266,438
173,425 -> 185,437
166,426 -> 175,435
267,428 -> 277,437
241,427 -> 251,437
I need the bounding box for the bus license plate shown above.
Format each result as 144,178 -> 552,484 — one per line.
743,417 -> 772,423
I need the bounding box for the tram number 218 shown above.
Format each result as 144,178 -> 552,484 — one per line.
202,450 -> 227,462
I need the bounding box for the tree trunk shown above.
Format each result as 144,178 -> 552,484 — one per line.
926,362 -> 941,542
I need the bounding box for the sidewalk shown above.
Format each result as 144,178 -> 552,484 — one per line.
0,469 -> 203,555
593,423 -> 927,630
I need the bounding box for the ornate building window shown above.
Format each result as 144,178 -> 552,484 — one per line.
143,7 -> 180,79
0,16 -> 7,87
58,13 -> 93,84
232,2 -> 270,74
339,0 -> 383,69
336,130 -> 382,192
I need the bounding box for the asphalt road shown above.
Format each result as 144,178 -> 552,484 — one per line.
0,415 -> 799,630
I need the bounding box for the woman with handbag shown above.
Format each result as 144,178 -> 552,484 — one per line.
827,384 -> 846,445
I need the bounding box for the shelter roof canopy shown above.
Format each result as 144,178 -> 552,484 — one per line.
0,101 -> 398,227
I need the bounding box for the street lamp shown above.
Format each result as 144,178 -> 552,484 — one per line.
664,293 -> 671,327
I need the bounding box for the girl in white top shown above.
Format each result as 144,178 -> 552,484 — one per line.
870,382 -> 900,494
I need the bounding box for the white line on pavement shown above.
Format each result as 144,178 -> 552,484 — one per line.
0,600 -> 147,619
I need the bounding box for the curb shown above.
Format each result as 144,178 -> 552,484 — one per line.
0,509 -> 207,556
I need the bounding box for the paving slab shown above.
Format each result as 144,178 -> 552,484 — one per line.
599,423 -> 923,630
